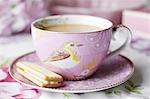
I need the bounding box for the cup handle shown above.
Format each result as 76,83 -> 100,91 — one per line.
106,25 -> 132,58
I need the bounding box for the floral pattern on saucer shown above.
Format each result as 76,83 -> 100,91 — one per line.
10,52 -> 134,93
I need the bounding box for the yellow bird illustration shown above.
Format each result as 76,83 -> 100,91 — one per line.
45,41 -> 83,69
63,41 -> 82,62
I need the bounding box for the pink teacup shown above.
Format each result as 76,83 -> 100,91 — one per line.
31,15 -> 132,80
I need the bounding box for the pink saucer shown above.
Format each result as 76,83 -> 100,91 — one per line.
9,51 -> 134,93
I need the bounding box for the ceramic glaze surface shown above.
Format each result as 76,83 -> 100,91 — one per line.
31,15 -> 113,80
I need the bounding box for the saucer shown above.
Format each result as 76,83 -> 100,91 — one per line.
9,51 -> 134,93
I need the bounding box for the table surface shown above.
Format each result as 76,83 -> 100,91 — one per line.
0,33 -> 150,99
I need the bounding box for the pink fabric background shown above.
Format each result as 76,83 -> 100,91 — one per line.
0,0 -> 146,36
50,0 -> 146,25
0,0 -> 50,36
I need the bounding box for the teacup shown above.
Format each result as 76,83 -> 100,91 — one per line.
31,15 -> 132,80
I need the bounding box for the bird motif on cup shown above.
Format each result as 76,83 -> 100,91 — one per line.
45,41 -> 83,69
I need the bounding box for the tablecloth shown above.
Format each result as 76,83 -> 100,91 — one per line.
0,33 -> 150,99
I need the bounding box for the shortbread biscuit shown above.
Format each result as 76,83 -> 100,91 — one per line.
16,62 -> 64,87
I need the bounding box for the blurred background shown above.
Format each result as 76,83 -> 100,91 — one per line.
0,0 -> 149,36
0,1 -> 150,98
